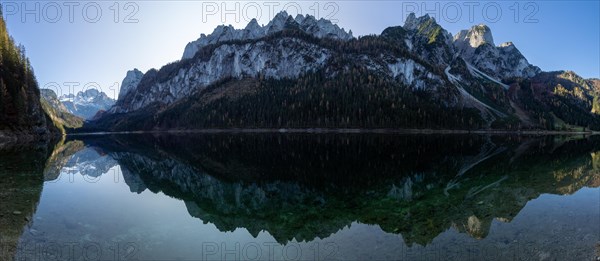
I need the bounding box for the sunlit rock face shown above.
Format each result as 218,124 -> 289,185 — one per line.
112,13 -> 459,115
467,215 -> 484,239
97,13 -> 598,136
453,24 -> 540,80
116,38 -> 335,113
119,69 -> 144,101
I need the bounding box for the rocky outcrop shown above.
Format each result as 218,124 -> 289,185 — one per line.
39,89 -> 84,131
454,24 -> 495,49
402,13 -> 455,66
453,24 -> 541,80
118,69 -> 144,101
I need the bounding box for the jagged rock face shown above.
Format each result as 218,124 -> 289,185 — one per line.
39,89 -> 84,130
532,71 -> 596,102
114,13 -> 456,114
182,11 -> 353,60
118,38 -> 333,112
454,24 -> 494,49
588,78 -> 600,92
60,89 -> 115,119
453,25 -> 540,80
116,41 -> 454,113
98,12 -> 600,131
111,12 -> 519,116
110,69 -> 144,113
40,89 -> 70,114
386,57 -> 448,93
402,13 -> 455,67
118,69 -> 144,101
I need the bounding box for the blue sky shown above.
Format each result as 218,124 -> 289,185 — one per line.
3,1 -> 599,99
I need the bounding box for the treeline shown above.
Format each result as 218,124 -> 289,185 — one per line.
508,74 -> 600,131
106,27 -> 460,130
89,67 -> 484,131
90,22 -> 600,132
0,9 -> 50,133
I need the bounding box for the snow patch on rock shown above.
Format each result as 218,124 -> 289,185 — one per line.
123,38 -> 332,112
182,11 -> 353,60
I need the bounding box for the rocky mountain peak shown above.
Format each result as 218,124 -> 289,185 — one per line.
80,89 -> 101,98
59,89 -> 116,120
245,18 -> 260,31
119,69 -> 144,100
453,24 -> 539,80
403,13 -> 453,47
472,24 -> 494,47
294,14 -> 307,24
181,11 -> 353,59
265,11 -> 291,32
86,10 -> 600,133
40,88 -> 59,101
400,13 -> 455,66
454,24 -> 494,49
497,41 -> 525,57
403,13 -> 436,31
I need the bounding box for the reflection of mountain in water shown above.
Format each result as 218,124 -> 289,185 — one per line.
70,134 -> 600,245
44,143 -> 118,181
43,139 -> 85,181
63,147 -> 118,178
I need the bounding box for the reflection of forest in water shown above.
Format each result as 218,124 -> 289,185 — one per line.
2,133 -> 600,259
0,138 -> 59,260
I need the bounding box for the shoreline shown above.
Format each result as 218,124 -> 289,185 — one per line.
66,128 -> 600,136
0,130 -> 60,147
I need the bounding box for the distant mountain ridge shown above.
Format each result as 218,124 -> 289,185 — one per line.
58,89 -> 115,120
40,89 -> 84,132
86,12 -> 600,132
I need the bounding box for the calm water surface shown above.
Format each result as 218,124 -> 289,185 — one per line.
1,133 -> 599,260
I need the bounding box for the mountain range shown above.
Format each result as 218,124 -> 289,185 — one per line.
57,89 -> 115,120
74,12 -> 600,131
39,89 -> 84,132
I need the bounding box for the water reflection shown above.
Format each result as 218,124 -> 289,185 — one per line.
5,134 -> 600,260
0,138 -> 57,260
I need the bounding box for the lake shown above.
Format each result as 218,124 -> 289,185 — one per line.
1,133 -> 599,260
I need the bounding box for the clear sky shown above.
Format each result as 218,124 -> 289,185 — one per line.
3,1 -> 599,99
